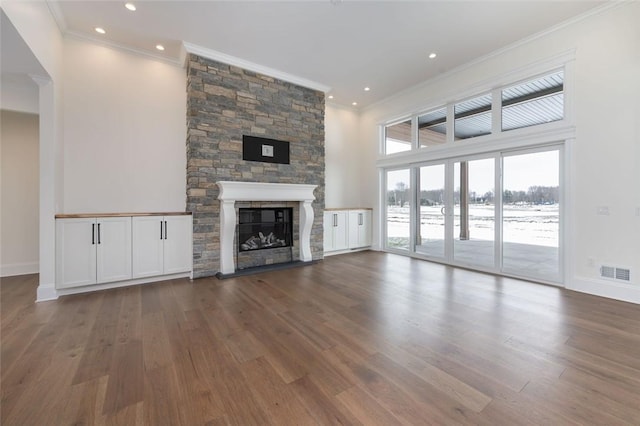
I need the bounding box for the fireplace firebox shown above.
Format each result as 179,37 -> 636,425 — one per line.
238,208 -> 293,252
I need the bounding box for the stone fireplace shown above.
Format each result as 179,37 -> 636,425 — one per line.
216,181 -> 316,276
186,54 -> 325,278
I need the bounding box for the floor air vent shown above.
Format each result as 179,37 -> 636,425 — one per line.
600,265 -> 631,282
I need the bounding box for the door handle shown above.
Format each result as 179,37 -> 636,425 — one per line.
359,213 -> 363,226
333,213 -> 337,227
97,223 -> 101,244
92,224 -> 95,244
164,221 -> 168,239
160,220 -> 163,240
440,206 -> 446,216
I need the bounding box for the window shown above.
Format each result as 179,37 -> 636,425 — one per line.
502,149 -> 560,281
384,120 -> 412,154
454,94 -> 492,140
418,108 -> 447,148
386,169 -> 411,251
382,147 -> 562,283
502,71 -> 564,131
379,64 -> 569,284
381,68 -> 567,156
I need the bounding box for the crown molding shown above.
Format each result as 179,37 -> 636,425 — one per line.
183,42 -> 331,94
362,1 -> 623,114
46,0 -> 67,33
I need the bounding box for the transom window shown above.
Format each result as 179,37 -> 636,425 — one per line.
502,70 -> 564,131
381,69 -> 565,155
384,119 -> 412,154
455,94 -> 492,140
418,107 -> 447,148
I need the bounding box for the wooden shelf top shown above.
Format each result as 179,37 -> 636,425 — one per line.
55,212 -> 192,219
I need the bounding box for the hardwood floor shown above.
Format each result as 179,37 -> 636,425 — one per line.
2,251 -> 639,425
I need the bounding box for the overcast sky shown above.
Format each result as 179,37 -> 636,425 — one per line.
388,149 -> 559,194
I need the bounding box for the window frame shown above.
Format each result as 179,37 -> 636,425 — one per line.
379,65 -> 569,159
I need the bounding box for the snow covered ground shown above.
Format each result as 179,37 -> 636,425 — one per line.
387,204 -> 559,247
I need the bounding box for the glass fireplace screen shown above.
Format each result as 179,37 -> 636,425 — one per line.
238,208 -> 293,252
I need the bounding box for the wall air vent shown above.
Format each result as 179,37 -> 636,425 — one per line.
600,265 -> 631,282
600,265 -> 615,279
615,267 -> 631,282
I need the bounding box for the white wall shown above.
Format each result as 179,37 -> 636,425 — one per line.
2,1 -> 64,300
1,110 -> 39,276
324,104 -> 364,208
357,3 -> 640,303
62,37 -> 187,213
0,75 -> 39,114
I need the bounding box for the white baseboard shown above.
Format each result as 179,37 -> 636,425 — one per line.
36,285 -> 58,302
52,272 -> 192,299
324,247 -> 371,257
1,262 -> 38,277
567,276 -> 640,305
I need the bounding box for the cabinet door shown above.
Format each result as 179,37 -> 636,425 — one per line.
132,216 -> 164,278
97,217 -> 132,283
361,210 -> 372,247
333,211 -> 349,251
163,215 -> 192,274
323,211 -> 335,252
56,218 -> 97,288
349,210 -> 372,249
348,211 -> 361,248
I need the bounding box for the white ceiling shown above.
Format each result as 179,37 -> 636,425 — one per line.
17,1 -> 607,109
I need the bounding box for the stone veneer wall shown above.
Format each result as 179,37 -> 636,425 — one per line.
186,54 -> 325,278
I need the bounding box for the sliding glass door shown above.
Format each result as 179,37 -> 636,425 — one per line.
385,169 -> 411,251
502,149 -> 560,281
416,164 -> 446,259
383,146 -> 562,284
453,157 -> 496,269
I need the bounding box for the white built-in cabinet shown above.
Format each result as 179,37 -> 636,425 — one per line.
56,217 -> 132,289
56,213 -> 192,291
324,209 -> 372,254
324,210 -> 349,252
348,210 -> 372,249
132,215 -> 192,278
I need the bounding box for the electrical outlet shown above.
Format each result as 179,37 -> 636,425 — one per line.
587,257 -> 595,267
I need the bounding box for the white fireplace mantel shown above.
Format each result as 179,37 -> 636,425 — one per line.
216,181 -> 317,275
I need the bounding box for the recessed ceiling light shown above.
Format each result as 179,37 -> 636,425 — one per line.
364,87 -> 370,92
328,95 -> 334,99
95,27 -> 106,34
125,3 -> 136,11
156,44 -> 165,51
352,102 -> 358,106
429,52 -> 437,59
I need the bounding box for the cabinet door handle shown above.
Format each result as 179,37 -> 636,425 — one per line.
97,223 -> 101,244
92,224 -> 95,244
164,221 -> 168,239
160,220 -> 163,240
333,213 -> 337,227
359,213 -> 363,226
